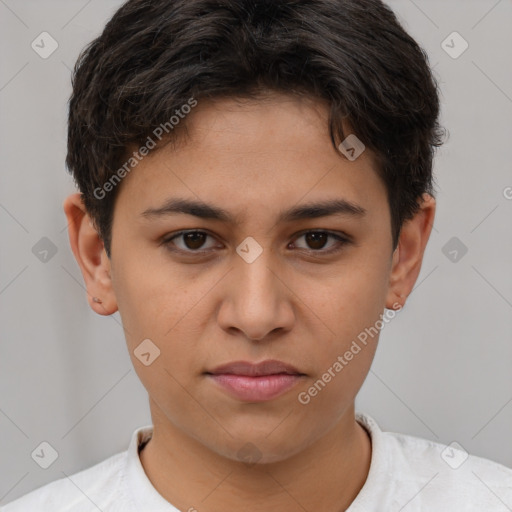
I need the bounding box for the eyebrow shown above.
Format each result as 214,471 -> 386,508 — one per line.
140,197 -> 367,223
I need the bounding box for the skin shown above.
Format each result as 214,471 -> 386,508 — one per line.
63,92 -> 435,512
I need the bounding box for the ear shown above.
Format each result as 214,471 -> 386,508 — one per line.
385,193 -> 436,310
62,192 -> 118,315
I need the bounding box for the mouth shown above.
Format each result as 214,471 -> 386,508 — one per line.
205,359 -> 306,402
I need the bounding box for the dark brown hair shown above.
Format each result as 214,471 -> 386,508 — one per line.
66,0 -> 445,258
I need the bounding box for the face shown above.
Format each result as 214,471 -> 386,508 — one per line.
66,92 -> 433,464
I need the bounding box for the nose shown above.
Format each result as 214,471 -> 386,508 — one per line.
216,249 -> 295,341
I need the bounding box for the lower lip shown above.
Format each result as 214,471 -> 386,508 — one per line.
207,373 -> 303,402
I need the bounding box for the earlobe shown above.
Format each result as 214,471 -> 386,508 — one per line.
385,194 -> 436,310
62,193 -> 118,315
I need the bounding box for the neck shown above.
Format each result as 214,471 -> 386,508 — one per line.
139,402 -> 371,512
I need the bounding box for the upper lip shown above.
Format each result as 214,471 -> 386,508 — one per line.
207,359 -> 304,376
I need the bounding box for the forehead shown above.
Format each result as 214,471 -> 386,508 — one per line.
114,93 -> 387,221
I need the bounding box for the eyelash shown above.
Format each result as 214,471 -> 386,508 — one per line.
161,229 -> 351,256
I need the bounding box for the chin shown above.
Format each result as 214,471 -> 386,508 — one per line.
212,434 -> 309,466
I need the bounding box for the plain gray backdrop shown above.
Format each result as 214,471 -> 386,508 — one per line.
1,0 -> 511,504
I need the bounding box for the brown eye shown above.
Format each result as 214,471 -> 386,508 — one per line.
183,232 -> 207,250
304,232 -> 328,250
291,230 -> 349,253
164,230 -> 219,253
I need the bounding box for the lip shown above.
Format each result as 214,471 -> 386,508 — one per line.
205,359 -> 305,402
208,359 -> 303,376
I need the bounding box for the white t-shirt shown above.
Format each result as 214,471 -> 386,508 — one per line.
2,412 -> 511,511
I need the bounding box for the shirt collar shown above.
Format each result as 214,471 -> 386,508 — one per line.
123,424 -> 180,510
347,412 -> 393,511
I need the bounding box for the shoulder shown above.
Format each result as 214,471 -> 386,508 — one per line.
391,431 -> 512,507
0,450 -> 128,512
355,413 -> 512,510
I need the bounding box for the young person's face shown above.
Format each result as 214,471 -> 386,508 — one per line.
64,92 -> 434,463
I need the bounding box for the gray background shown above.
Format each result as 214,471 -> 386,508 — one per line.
1,0 -> 511,504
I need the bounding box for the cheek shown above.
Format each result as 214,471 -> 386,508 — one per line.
311,252 -> 390,344
300,246 -> 390,399
345,235 -> 392,317
296,279 -> 386,423
111,245 -> 190,338
295,348 -> 375,443
113,263 -> 213,389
